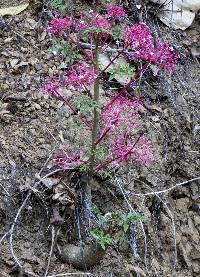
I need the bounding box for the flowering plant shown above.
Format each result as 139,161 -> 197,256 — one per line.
44,5 -> 177,181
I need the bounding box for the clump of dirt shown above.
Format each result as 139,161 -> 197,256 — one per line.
0,1 -> 200,277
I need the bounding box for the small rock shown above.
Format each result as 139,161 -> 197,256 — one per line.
34,103 -> 41,110
193,215 -> 200,226
191,249 -> 200,260
35,63 -> 42,71
10,58 -> 19,68
176,198 -> 189,213
193,261 -> 200,273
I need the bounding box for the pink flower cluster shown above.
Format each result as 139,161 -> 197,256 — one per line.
44,64 -> 96,95
66,64 -> 97,89
153,42 -> 177,71
92,14 -> 111,30
124,23 -> 154,50
110,134 -> 153,166
48,16 -> 71,34
101,97 -> 153,166
48,5 -> 126,35
124,22 -> 177,71
106,5 -> 126,20
54,147 -> 86,169
44,75 -> 62,96
101,97 -> 142,129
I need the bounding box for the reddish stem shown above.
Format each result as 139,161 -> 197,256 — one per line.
99,48 -> 126,76
95,119 -> 118,145
56,91 -> 92,129
95,126 -> 112,145
95,133 -> 143,170
103,61 -> 150,111
65,33 -> 94,64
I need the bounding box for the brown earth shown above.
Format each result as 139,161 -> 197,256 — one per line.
0,1 -> 200,276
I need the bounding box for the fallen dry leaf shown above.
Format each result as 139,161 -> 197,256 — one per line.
0,3 -> 29,16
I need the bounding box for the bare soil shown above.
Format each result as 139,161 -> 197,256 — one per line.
0,1 -> 200,276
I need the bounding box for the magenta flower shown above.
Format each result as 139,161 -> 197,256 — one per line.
124,23 -> 154,50
66,64 -> 96,89
124,22 -> 177,71
44,64 -> 96,95
48,16 -> 72,34
106,5 -> 126,20
54,147 -> 86,169
129,41 -> 177,72
152,42 -> 178,71
100,97 -> 153,167
43,75 -> 64,96
101,97 -> 142,129
92,14 -> 111,30
110,134 -> 153,166
74,19 -> 88,31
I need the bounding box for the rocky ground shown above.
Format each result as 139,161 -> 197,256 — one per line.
0,0 -> 200,276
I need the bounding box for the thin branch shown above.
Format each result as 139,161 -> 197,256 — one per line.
103,61 -> 151,111
44,226 -> 55,277
115,177 -> 148,267
0,231 -> 10,246
130,176 -> 200,196
0,184 -> 10,196
8,169 -> 65,277
95,133 -> 143,170
64,34 -> 94,64
46,273 -> 91,277
89,35 -> 100,174
130,177 -> 177,274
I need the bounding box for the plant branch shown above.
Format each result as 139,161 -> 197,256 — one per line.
103,61 -> 151,111
99,48 -> 125,76
95,133 -> 143,170
55,91 -> 92,129
95,119 -> 118,145
64,34 -> 94,64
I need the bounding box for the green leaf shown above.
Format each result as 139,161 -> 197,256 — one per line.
49,0 -> 66,12
109,25 -> 122,40
90,230 -> 101,241
51,39 -> 82,64
72,94 -> 101,116
79,163 -> 89,172
106,62 -> 135,82
90,229 -> 112,250
123,222 -> 129,233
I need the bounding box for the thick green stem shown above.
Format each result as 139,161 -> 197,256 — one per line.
89,35 -> 100,176
81,36 -> 100,232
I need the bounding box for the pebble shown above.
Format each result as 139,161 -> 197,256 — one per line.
35,63 -> 42,71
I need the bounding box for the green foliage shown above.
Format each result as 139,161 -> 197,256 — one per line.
109,25 -> 122,40
51,40 -> 82,64
82,27 -> 110,35
79,163 -> 90,172
122,212 -> 145,232
49,0 -> 66,13
90,229 -> 112,250
91,206 -> 145,249
82,25 -> 121,40
72,94 -> 101,115
94,146 -> 107,162
99,170 -> 114,179
106,62 -> 135,81
91,204 -> 112,226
